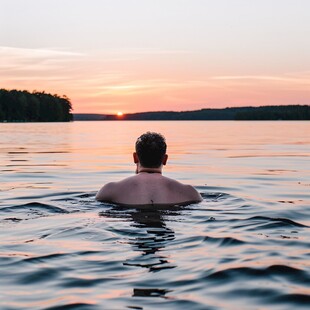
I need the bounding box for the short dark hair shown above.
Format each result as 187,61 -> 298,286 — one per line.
135,132 -> 167,168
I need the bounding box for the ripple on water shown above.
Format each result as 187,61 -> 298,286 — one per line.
1,202 -> 68,214
204,264 -> 310,284
1,190 -> 309,310
203,236 -> 245,247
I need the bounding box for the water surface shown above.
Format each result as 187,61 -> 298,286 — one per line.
1,121 -> 309,309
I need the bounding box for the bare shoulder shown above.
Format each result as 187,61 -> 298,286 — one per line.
163,176 -> 202,202
184,184 -> 203,201
180,183 -> 202,202
95,176 -> 137,202
95,181 -> 118,201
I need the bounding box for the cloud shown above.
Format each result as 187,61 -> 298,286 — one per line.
0,46 -> 84,58
93,47 -> 194,55
87,78 -> 217,98
211,74 -> 310,84
1,46 -> 309,113
0,46 -> 84,72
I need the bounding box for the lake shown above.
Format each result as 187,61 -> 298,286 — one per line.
1,121 -> 309,310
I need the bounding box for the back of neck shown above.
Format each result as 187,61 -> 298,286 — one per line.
137,167 -> 162,174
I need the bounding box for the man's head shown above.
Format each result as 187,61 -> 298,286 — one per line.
134,132 -> 167,168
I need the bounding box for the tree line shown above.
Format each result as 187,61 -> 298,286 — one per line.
0,89 -> 73,122
234,105 -> 310,120
102,105 -> 310,121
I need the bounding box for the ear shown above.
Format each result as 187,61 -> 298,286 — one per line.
162,154 -> 168,165
133,152 -> 139,164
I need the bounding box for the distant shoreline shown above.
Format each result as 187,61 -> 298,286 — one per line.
73,105 -> 310,121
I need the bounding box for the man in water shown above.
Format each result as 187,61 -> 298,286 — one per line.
96,132 -> 202,206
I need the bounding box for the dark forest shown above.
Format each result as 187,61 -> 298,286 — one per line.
0,89 -> 72,122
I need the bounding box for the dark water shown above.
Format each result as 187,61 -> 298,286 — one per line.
1,121 -> 309,309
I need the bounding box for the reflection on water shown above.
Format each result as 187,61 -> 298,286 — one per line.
0,121 -> 310,309
133,287 -> 172,298
100,206 -> 177,272
100,205 -> 178,300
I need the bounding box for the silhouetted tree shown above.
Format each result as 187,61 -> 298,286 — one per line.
234,105 -> 310,120
103,105 -> 310,121
0,89 -> 73,122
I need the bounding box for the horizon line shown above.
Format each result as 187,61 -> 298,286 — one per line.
73,104 -> 310,115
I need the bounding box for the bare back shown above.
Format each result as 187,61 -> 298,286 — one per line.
96,172 -> 202,206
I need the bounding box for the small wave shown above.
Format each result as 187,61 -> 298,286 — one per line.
247,216 -> 308,228
24,253 -> 71,263
204,265 -> 310,285
10,191 -> 83,200
201,192 -> 231,201
60,277 -> 107,288
203,236 -> 245,247
43,303 -> 96,310
271,293 -> 310,306
75,193 -> 97,199
0,202 -> 68,214
18,267 -> 60,284
225,287 -> 281,299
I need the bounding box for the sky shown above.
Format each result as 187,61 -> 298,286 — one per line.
1,0 -> 310,114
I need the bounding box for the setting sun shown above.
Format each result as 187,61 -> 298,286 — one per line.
117,112 -> 123,116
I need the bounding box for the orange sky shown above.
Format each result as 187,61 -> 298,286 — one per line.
1,1 -> 310,114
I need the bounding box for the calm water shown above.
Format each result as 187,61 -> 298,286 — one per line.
1,121 -> 309,310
